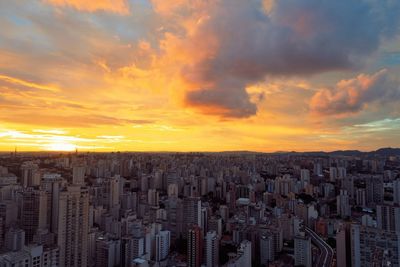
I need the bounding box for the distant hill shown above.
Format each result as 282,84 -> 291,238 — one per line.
273,147 -> 400,157
373,147 -> 400,156
329,150 -> 364,157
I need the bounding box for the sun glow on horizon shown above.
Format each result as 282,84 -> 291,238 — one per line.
44,142 -> 76,152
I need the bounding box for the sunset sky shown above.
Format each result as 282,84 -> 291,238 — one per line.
1,0 -> 400,152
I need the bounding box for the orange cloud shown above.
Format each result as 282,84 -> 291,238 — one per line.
0,112 -> 149,128
151,0 -> 187,16
44,0 -> 130,14
310,69 -> 399,116
0,74 -> 60,92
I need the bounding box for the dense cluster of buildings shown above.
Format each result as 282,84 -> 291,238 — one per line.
0,150 -> 398,266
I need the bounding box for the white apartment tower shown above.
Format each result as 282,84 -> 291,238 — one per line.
155,230 -> 170,262
206,231 -> 219,267
294,233 -> 311,267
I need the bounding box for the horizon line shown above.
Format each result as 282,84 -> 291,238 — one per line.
1,147 -> 398,154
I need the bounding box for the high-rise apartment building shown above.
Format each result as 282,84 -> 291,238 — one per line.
72,165 -> 85,185
226,240 -> 252,267
351,224 -> 400,267
329,167 -> 338,182
205,231 -> 219,267
183,197 -> 201,233
294,233 -> 312,267
187,225 -> 203,267
376,204 -> 400,232
57,186 -> 89,267
365,175 -> 384,206
393,179 -> 400,205
108,176 -> 121,208
336,223 -> 352,267
338,167 -> 347,179
147,189 -> 159,207
4,228 -> 25,252
21,162 -> 39,188
41,173 -> 64,233
155,230 -> 170,262
95,237 -> 121,267
355,188 -> 366,207
337,189 -> 351,218
300,169 -> 310,188
260,234 -> 275,265
19,188 -> 47,243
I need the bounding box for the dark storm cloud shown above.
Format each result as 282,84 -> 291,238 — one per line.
182,0 -> 400,117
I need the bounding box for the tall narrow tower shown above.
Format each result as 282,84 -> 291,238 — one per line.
19,188 -> 47,244
57,186 -> 89,267
188,225 -> 203,267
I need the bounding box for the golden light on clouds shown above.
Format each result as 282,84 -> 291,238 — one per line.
0,74 -> 60,93
43,0 -> 130,14
0,0 -> 399,152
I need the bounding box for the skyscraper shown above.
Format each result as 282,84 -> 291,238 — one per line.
4,228 -> 25,252
95,237 -> 121,267
187,225 -> 203,267
183,197 -> 201,233
21,162 -> 39,188
300,169 -> 310,188
19,188 -> 47,244
155,230 -> 170,262
393,179 -> 400,205
351,224 -> 400,267
260,234 -> 275,265
313,162 -> 322,176
338,167 -> 347,179
337,189 -> 351,218
147,189 -> 159,207
329,167 -> 337,182
205,231 -> 219,267
365,175 -> 384,206
41,173 -> 63,233
355,188 -> 366,207
227,240 -> 252,267
336,223 -> 352,267
376,204 -> 400,232
72,165 -> 85,186
57,186 -> 89,267
108,175 -> 121,208
294,233 -> 311,267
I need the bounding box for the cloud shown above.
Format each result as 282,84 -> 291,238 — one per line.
185,81 -> 258,118
310,69 -> 400,115
0,74 -> 60,92
43,0 -> 130,14
33,129 -> 68,134
150,0 -> 187,16
0,113 -> 149,128
350,118 -> 400,133
156,0 -> 400,118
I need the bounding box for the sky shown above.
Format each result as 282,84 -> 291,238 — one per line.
0,0 -> 400,152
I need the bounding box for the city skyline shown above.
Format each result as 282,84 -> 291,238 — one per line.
1,0 -> 400,152
0,149 -> 399,266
